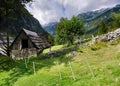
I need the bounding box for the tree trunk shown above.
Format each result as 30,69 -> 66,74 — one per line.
5,1 -> 11,58
6,30 -> 10,57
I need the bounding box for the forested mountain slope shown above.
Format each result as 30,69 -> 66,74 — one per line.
0,0 -> 47,35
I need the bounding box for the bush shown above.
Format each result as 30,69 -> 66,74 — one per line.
81,38 -> 91,43
90,45 -> 101,51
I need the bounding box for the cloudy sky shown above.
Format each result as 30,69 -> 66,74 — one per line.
26,0 -> 120,26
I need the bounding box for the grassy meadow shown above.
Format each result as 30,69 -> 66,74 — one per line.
0,41 -> 120,86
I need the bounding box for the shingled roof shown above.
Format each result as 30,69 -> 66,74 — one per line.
23,29 -> 51,49
11,28 -> 51,49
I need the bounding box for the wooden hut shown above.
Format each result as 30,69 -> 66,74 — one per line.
10,28 -> 50,59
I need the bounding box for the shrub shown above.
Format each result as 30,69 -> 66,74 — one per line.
90,45 -> 101,51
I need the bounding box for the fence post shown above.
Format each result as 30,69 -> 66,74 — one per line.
33,62 -> 36,75
84,57 -> 95,78
27,57 -> 29,63
69,61 -> 76,81
57,61 -> 62,80
25,58 -> 28,69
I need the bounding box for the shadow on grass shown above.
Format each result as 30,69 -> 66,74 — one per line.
29,49 -> 74,71
0,46 -> 78,86
0,56 -> 14,72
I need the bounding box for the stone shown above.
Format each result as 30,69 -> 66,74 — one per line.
90,28 -> 120,44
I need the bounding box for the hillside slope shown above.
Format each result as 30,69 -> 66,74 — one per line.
0,41 -> 120,86
77,4 -> 120,34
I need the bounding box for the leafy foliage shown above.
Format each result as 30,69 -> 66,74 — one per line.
98,13 -> 120,35
55,16 -> 84,45
98,20 -> 108,35
111,13 -> 120,29
46,34 -> 54,46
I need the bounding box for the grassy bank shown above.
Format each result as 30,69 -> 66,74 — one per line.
0,42 -> 120,86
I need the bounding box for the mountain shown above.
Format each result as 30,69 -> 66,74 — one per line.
44,4 -> 120,36
77,4 -> 120,34
0,0 -> 47,36
43,22 -> 57,36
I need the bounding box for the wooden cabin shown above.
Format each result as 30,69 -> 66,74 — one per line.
10,29 -> 50,59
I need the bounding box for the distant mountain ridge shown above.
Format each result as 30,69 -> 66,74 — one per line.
43,22 -> 57,36
44,4 -> 120,35
77,8 -> 110,22
77,4 -> 120,34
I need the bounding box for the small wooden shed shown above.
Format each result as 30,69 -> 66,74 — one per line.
10,28 -> 50,59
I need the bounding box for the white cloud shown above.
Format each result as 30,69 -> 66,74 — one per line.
26,0 -> 120,26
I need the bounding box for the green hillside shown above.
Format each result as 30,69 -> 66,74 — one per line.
0,41 -> 120,86
77,5 -> 120,34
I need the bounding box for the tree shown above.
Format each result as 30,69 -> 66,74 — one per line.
98,13 -> 120,35
98,20 -> 108,35
111,13 -> 120,29
55,18 -> 67,44
55,16 -> 84,45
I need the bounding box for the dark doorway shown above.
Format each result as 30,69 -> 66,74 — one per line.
22,39 -> 28,49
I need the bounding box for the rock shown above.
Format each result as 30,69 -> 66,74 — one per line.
90,28 -> 120,44
69,51 -> 77,57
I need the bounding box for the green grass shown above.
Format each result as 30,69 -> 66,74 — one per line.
43,45 -> 64,53
0,42 -> 120,86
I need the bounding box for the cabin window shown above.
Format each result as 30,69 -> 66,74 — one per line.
22,39 -> 28,49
